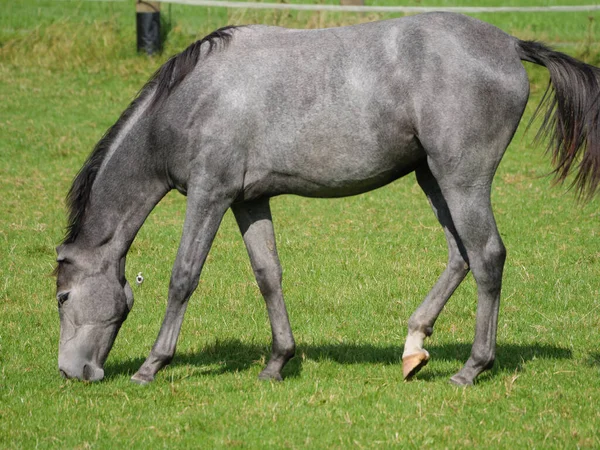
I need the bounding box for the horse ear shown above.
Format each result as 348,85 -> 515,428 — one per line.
56,244 -> 74,263
124,281 -> 134,311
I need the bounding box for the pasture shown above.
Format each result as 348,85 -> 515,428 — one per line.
1,0 -> 599,447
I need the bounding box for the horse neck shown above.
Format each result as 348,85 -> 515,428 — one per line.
81,163 -> 168,258
73,113 -> 169,261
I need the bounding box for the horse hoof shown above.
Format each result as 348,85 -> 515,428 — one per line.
449,374 -> 473,387
131,372 -> 153,385
258,370 -> 283,382
402,351 -> 430,380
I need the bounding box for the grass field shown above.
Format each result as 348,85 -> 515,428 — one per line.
1,0 -> 599,447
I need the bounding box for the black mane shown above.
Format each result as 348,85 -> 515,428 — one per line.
60,26 -> 238,246
149,25 -> 238,111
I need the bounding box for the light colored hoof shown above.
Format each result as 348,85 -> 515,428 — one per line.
402,351 -> 430,380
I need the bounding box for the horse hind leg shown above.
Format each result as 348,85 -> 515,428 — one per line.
423,148 -> 509,385
442,181 -> 506,385
402,164 -> 470,380
232,199 -> 295,381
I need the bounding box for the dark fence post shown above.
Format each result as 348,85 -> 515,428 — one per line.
136,1 -> 161,55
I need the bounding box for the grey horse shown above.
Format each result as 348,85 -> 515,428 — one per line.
55,12 -> 600,386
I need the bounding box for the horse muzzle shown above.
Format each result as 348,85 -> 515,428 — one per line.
59,361 -> 105,381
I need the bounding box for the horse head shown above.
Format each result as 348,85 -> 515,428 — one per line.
55,245 -> 134,381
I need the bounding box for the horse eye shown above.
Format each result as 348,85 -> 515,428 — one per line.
57,291 -> 70,306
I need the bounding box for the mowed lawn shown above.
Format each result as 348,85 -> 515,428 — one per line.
1,1 -> 599,447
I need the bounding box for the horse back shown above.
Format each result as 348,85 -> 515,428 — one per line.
157,13 -> 529,199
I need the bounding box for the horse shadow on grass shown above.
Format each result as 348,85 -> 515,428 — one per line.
105,339 -> 572,383
587,352 -> 600,368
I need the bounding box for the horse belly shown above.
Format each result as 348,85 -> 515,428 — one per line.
189,24 -> 426,199
243,130 -> 425,199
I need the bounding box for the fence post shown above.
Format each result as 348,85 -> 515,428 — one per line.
136,1 -> 161,55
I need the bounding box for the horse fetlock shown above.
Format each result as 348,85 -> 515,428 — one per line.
469,347 -> 496,371
275,342 -> 295,361
407,316 -> 434,337
403,328 -> 428,358
449,361 -> 489,386
149,351 -> 174,369
261,345 -> 295,381
259,358 -> 287,381
476,355 -> 495,372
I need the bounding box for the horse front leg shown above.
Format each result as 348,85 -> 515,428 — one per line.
402,164 -> 470,380
131,187 -> 230,384
232,199 -> 295,381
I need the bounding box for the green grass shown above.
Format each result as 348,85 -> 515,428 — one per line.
1,0 -> 599,448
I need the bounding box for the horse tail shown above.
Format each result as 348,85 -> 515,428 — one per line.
517,40 -> 600,200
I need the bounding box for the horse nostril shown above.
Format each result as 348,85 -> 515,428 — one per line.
59,369 -> 68,379
82,364 -> 92,381
82,364 -> 104,381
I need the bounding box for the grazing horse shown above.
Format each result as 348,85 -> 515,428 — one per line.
54,12 -> 600,386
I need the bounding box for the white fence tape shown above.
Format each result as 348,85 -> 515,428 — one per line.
153,1 -> 600,13
65,1 -> 600,13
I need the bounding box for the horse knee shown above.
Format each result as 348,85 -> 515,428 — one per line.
169,269 -> 198,302
254,265 -> 282,297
